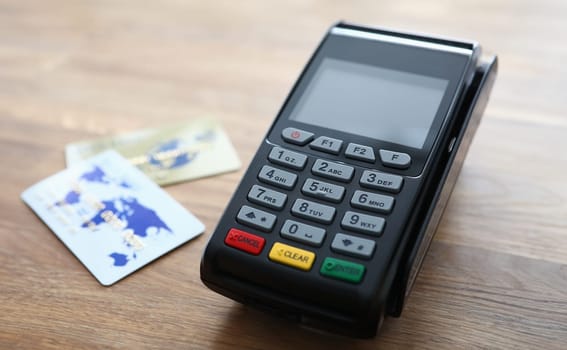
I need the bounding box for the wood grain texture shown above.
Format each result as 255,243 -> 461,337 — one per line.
1,0 -> 566,348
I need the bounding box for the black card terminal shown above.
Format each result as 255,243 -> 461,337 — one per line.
200,22 -> 497,338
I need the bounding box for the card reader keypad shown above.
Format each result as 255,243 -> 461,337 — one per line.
228,127 -> 409,284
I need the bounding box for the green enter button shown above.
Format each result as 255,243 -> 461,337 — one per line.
320,257 -> 365,283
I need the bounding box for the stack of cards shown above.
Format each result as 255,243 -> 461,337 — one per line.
65,118 -> 240,185
21,118 -> 240,286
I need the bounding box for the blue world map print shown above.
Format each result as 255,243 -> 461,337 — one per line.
22,150 -> 204,286
55,165 -> 171,267
147,138 -> 198,170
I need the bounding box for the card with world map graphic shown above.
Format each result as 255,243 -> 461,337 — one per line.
21,150 -> 205,286
65,118 -> 240,186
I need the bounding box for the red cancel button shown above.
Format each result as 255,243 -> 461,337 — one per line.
225,228 -> 266,255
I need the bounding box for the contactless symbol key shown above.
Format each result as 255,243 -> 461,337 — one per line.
331,233 -> 376,259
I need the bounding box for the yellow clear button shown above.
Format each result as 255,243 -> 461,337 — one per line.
269,242 -> 316,271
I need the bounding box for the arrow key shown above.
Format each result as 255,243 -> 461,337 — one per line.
236,205 -> 276,232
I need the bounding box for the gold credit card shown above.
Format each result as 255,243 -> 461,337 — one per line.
65,118 -> 241,186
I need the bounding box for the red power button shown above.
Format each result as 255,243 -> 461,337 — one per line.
224,228 -> 266,255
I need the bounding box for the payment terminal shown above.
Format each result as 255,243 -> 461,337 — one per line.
200,22 -> 497,338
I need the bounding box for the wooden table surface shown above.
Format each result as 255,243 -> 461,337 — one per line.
2,0 -> 567,349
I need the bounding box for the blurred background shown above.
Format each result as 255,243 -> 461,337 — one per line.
1,1 -> 566,349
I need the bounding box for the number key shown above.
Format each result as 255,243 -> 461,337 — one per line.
301,178 -> 345,203
351,190 -> 394,213
258,165 -> 297,189
291,199 -> 336,224
248,185 -> 287,210
280,220 -> 326,247
268,147 -> 307,170
341,211 -> 385,236
312,159 -> 354,182
360,170 -> 403,193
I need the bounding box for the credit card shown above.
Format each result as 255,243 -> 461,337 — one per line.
21,150 -> 205,286
65,118 -> 240,186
